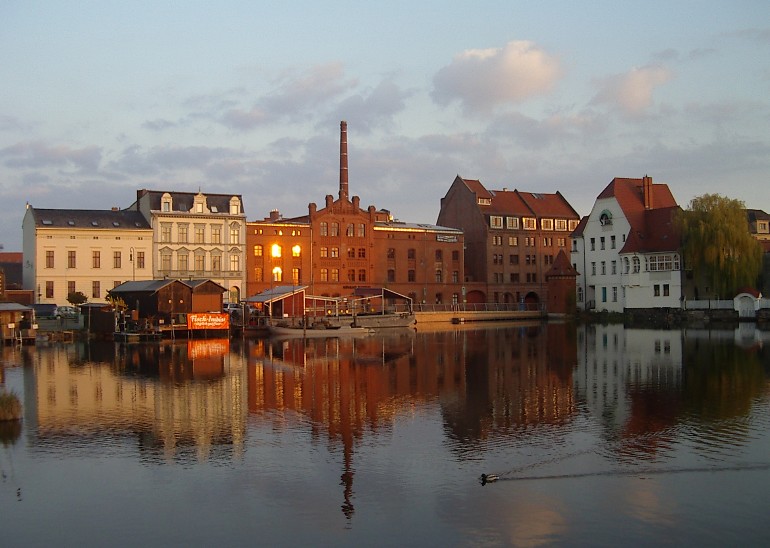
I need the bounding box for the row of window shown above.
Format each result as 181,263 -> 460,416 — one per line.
576,283 -> 671,304
385,269 -> 460,283
45,250 -> 146,270
159,223 -> 240,245
589,254 -> 681,276
253,244 -> 302,258
319,222 -> 366,238
491,254 -> 555,266
492,235 -> 568,247
489,216 -> 579,232
42,279 -> 123,299
589,235 -> 619,251
159,251 -> 240,272
253,267 -> 301,284
491,272 -> 538,284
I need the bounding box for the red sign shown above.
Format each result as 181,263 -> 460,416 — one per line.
187,312 -> 230,330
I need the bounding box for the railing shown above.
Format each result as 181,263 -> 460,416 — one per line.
413,302 -> 545,313
685,300 -> 738,310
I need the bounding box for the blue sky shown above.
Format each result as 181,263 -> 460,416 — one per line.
2,1 -> 769,250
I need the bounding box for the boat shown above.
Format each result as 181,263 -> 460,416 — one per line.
268,323 -> 373,338
331,312 -> 416,329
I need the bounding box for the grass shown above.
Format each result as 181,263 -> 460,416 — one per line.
0,390 -> 22,421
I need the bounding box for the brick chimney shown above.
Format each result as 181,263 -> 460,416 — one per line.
642,175 -> 653,210
339,120 -> 349,201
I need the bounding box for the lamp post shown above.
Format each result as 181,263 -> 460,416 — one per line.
129,247 -> 135,281
291,244 -> 301,324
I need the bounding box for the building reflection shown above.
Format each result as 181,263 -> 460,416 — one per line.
26,339 -> 247,462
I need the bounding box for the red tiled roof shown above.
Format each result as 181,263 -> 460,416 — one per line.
516,190 -> 580,219
546,250 -> 578,278
0,252 -> 23,263
570,216 -> 589,238
620,206 -> 681,254
460,178 -> 494,200
460,177 -> 579,219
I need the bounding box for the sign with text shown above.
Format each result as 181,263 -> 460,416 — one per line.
187,312 -> 230,330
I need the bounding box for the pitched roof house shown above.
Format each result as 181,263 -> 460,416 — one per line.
571,176 -> 682,312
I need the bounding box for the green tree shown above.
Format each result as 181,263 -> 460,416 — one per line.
677,194 -> 762,298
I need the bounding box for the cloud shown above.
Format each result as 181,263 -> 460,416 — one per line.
431,40 -> 561,113
591,65 -> 672,115
220,63 -> 355,131
327,79 -> 413,133
0,141 -> 102,171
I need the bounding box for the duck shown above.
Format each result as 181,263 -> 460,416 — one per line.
480,473 -> 499,485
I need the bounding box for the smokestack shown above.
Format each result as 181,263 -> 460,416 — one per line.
339,121 -> 349,200
642,175 -> 653,210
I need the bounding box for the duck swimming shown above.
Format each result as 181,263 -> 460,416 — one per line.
480,473 -> 499,485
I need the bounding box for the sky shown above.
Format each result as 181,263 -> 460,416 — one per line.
2,1 -> 769,251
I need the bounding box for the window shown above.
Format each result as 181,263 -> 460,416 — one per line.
320,268 -> 328,282
254,266 -> 263,282
633,257 -> 640,273
330,268 -> 339,282
194,253 -> 204,271
68,250 -> 76,269
435,269 -> 443,283
92,251 -> 100,269
506,217 -> 519,229
452,250 -> 459,261
292,246 -> 301,258
212,255 -> 221,272
347,269 -> 356,282
137,252 -> 145,269
541,218 -> 553,230
320,246 -> 328,258
230,226 -> 240,244
435,250 -> 443,261
320,222 -> 328,236
271,244 -> 282,258
452,270 -> 459,283
611,261 -> 617,275
358,269 -> 366,282
331,247 -> 339,258
510,254 -> 519,265
212,226 -> 221,244
591,262 -> 596,275
178,224 -> 188,243
346,224 -> 354,237
602,287 -> 607,302
523,217 -> 536,230
331,222 -> 339,236
490,216 -> 503,229
358,248 -> 365,258
408,269 -> 416,282
600,237 -> 605,250
195,226 -> 205,243
272,266 -> 282,282
230,254 -> 240,272
45,250 -> 54,268
648,254 -> 678,272
624,257 -> 630,274
161,224 -> 171,243
663,284 -> 670,297
611,235 -> 616,249
347,247 -> 356,259
509,236 -> 518,246
178,252 -> 188,272
254,245 -> 263,257
601,261 -> 606,275
46,281 -> 54,298
68,281 -> 75,295
92,281 -> 100,299
387,269 -> 396,282
654,284 -> 661,297
357,223 -> 365,237
555,219 -> 567,231
292,268 -> 300,285
408,248 -> 416,260
577,287 -> 583,302
590,238 -> 595,251
161,252 -> 172,271
112,251 -> 121,269
612,287 -> 618,302
387,248 -> 395,259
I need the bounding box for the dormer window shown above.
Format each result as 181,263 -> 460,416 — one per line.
490,216 -> 503,229
599,210 -> 613,226
161,192 -> 172,212
229,196 -> 241,215
477,197 -> 492,206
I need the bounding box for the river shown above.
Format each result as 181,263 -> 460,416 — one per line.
1,322 -> 769,546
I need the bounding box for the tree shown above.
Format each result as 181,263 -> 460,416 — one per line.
677,194 -> 762,298
67,291 -> 88,306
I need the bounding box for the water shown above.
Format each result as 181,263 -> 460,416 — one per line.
1,323 -> 769,547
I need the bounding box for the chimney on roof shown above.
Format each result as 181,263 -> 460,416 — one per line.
339,121 -> 349,201
642,175 -> 653,210
269,209 -> 280,222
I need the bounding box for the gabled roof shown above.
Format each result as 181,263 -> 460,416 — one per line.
28,207 -> 151,230
109,279 -> 225,294
545,250 -> 578,278
747,209 -> 770,222
458,177 -> 578,218
570,216 -> 589,238
516,190 -> 580,219
620,206 -> 681,254
137,189 -> 244,215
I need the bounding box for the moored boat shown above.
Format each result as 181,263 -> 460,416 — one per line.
268,323 -> 373,338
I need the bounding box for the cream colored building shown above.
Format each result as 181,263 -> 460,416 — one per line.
22,205 -> 153,305
127,190 -> 247,303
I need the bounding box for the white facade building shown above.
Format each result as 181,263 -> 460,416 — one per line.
22,205 -> 153,304
572,176 -> 682,312
128,190 -> 246,303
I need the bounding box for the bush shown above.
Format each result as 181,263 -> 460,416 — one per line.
0,390 -> 22,421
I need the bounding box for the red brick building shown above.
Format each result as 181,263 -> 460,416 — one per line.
437,176 -> 580,306
246,122 -> 465,307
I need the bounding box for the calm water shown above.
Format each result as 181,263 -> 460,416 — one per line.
1,323 -> 769,547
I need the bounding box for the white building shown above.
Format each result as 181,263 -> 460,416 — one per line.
127,190 -> 246,303
22,205 -> 153,304
571,176 -> 682,312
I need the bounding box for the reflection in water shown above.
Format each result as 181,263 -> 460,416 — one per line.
1,323 -> 769,544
